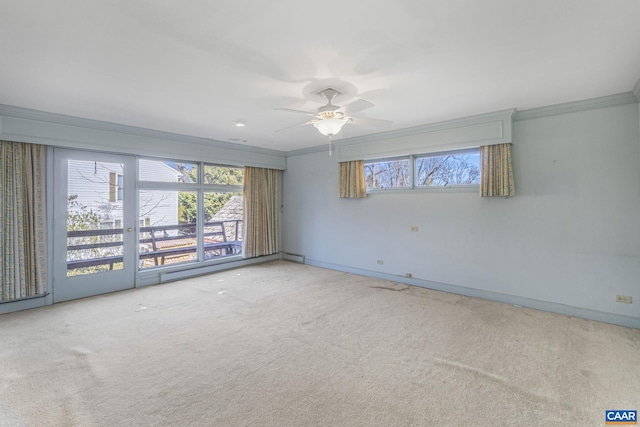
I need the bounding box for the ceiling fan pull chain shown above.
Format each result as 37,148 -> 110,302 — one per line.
329,135 -> 332,156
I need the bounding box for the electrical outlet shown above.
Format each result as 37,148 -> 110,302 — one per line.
615,295 -> 632,304
410,226 -> 419,232
377,260 -> 384,265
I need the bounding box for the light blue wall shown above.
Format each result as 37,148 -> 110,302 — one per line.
283,102 -> 640,327
2,98 -> 639,326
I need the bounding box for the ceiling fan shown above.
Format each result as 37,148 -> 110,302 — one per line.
275,88 -> 392,153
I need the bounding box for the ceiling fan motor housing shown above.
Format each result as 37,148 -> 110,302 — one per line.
318,107 -> 342,119
316,88 -> 343,118
317,87 -> 341,101
275,85 -> 388,136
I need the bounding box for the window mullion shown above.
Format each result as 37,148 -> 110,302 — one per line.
196,162 -> 204,261
203,184 -> 244,193
410,155 -> 415,190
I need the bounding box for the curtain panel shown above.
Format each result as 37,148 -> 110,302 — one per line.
480,143 -> 515,198
0,141 -> 47,302
243,167 -> 279,258
339,160 -> 367,199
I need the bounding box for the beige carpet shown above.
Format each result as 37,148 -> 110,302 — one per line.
1,261 -> 638,427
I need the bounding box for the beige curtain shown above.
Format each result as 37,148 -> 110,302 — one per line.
243,167 -> 279,258
1,141 -> 47,302
480,143 -> 515,197
339,160 -> 367,198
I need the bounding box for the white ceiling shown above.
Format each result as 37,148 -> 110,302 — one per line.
1,0 -> 639,152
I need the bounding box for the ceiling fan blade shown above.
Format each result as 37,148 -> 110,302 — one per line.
336,99 -> 374,116
274,107 -> 316,116
274,119 -> 318,133
348,116 -> 393,128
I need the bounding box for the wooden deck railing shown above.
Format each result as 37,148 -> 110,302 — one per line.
66,220 -> 242,271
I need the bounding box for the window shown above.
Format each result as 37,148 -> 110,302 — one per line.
415,149 -> 479,187
204,191 -> 243,259
202,166 -> 244,259
138,190 -> 198,269
117,174 -> 124,200
137,159 -> 245,270
108,172 -> 124,202
364,148 -> 480,192
203,164 -> 244,186
364,157 -> 410,190
139,159 -> 198,183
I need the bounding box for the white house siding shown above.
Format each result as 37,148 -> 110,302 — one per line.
138,159 -> 187,235
67,159 -> 124,227
67,159 -> 182,229
139,159 -> 184,183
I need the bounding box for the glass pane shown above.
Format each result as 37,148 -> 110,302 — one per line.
139,159 -> 198,183
364,158 -> 410,189
138,190 -> 197,269
415,150 -> 480,187
204,192 -> 243,259
203,165 -> 244,185
67,160 -> 124,276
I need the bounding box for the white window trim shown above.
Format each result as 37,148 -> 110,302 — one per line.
365,147 -> 480,194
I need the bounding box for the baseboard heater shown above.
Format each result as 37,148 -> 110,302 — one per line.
159,254 -> 280,283
282,252 -> 305,264
0,292 -> 49,304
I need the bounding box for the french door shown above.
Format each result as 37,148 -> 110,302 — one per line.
53,149 -> 136,302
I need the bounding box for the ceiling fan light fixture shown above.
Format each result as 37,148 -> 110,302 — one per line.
313,118 -> 348,137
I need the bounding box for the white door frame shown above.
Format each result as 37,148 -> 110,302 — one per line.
53,148 -> 137,302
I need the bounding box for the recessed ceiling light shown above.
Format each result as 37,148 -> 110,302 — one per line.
234,119 -> 246,127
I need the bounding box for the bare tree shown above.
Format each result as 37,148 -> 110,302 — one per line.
416,154 -> 479,186
365,160 -> 410,189
366,153 -> 479,189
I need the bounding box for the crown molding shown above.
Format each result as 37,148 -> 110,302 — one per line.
286,143 -> 333,157
0,104 -> 286,158
337,109 -> 514,162
337,109 -> 516,147
513,92 -> 638,122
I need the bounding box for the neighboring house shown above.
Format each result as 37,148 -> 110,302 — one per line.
211,195 -> 244,242
138,159 -> 184,231
67,159 -> 183,230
